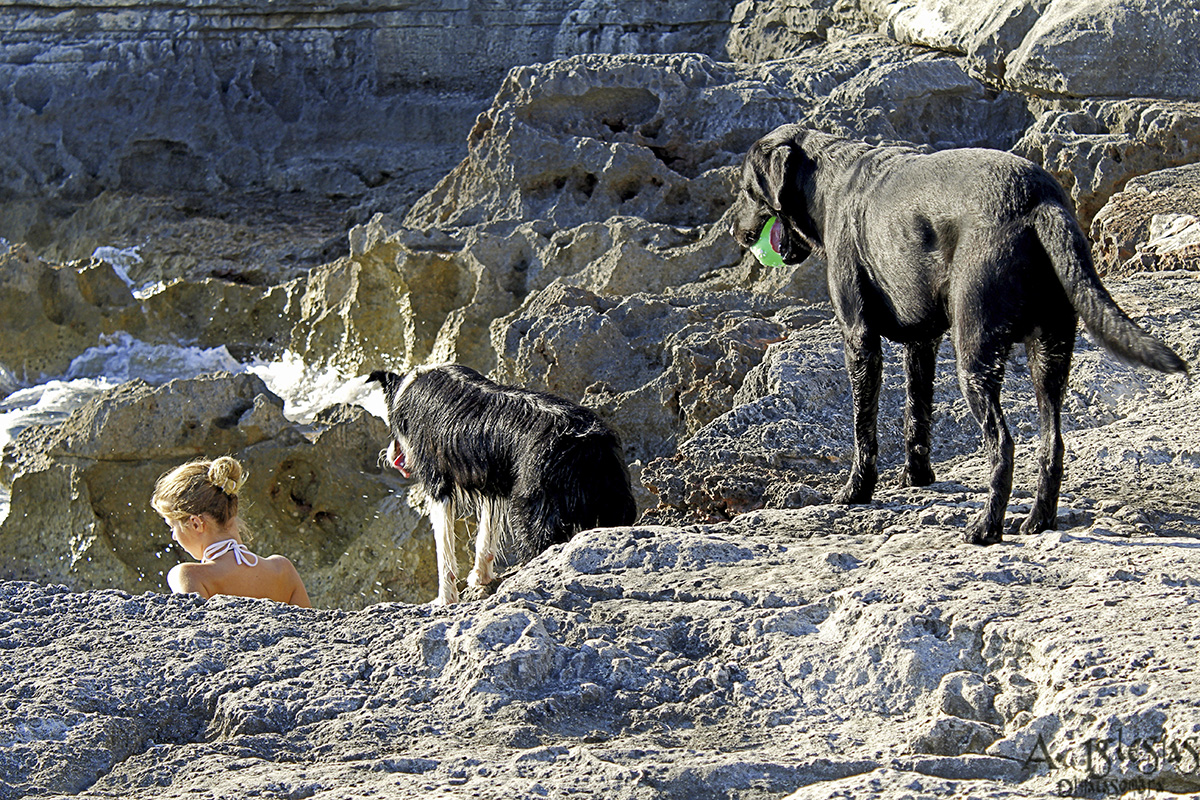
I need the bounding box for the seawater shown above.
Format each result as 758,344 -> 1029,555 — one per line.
0,331 -> 389,525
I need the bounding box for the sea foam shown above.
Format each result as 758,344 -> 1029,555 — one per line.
0,332 -> 388,524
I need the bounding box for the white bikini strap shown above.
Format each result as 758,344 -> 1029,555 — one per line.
200,538 -> 259,567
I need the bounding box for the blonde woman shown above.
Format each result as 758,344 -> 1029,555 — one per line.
151,456 -> 311,607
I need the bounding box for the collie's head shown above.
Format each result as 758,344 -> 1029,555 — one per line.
367,370 -> 415,478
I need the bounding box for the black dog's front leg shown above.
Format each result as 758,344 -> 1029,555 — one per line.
900,336 -> 941,487
835,327 -> 882,504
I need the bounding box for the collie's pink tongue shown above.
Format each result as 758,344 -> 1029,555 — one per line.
392,451 -> 410,478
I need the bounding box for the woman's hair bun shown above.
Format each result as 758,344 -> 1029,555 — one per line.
207,456 -> 246,497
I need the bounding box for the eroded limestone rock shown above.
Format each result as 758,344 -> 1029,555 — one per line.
3,496 -> 1199,798
0,245 -> 145,379
1013,100 -> 1200,228
644,272 -> 1199,525
1091,163 -> 1200,277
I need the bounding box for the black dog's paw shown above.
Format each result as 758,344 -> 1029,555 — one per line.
834,468 -> 877,505
900,464 -> 936,488
964,516 -> 1003,546
1018,509 -> 1058,536
834,483 -> 874,505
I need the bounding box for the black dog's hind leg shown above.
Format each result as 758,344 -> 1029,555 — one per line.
956,342 -> 1014,545
835,326 -> 882,504
900,336 -> 942,487
1020,326 -> 1073,535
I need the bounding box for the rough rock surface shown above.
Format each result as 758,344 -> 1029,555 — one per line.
17,190 -> 354,287
1013,100 -> 1200,229
0,0 -> 735,211
490,284 -> 824,465
643,271 -> 1199,524
0,245 -> 145,379
0,242 -> 307,372
1091,163 -> 1200,276
855,0 -> 1200,100
341,43 -> 1028,380
3,492 -> 1199,798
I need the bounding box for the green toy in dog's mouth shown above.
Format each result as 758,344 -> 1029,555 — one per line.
750,216 -> 785,267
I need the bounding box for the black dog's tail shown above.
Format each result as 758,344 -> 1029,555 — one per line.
1035,203 -> 1188,375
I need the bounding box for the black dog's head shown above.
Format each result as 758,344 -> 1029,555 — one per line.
728,124 -> 822,265
367,370 -> 414,478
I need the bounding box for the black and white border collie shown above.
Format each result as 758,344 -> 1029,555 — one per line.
368,365 -> 638,605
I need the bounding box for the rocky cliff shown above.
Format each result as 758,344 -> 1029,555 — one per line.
1,0 -> 1199,798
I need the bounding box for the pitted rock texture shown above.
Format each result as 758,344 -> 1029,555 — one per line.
3,2 -> 1200,797
1091,163 -> 1200,277
3,506 -> 1199,799
0,0 -> 737,206
643,272 -> 1199,525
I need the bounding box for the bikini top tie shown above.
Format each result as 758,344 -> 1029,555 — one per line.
201,538 -> 259,567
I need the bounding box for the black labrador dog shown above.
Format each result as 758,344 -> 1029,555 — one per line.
730,124 -> 1187,544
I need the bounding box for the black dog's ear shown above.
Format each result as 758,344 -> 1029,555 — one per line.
757,139 -> 822,249
749,140 -> 799,211
764,144 -> 790,210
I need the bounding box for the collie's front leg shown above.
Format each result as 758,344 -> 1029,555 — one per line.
427,497 -> 458,605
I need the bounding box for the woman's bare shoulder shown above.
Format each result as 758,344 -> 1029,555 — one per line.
168,561 -> 215,598
262,555 -> 312,608
261,554 -> 301,577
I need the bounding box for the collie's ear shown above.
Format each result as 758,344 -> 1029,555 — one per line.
367,370 -> 401,394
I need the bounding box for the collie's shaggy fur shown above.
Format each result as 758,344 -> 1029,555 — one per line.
369,365 -> 637,604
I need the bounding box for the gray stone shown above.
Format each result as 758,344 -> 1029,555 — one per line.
1004,0 -> 1200,100
852,0 -> 1200,101
0,0 -> 739,210
1091,163 -> 1200,276
3,2 -> 1200,797
934,671 -> 1003,725
10,190 -> 353,287
0,244 -> 145,379
1012,99 -> 1200,230
644,271 -> 1198,525
490,283 -> 816,463
726,0 -> 875,61
910,715 -> 1003,757
2,477 -> 1199,797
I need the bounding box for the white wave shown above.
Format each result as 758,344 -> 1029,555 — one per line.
0,335 -> 388,525
64,331 -> 242,384
91,245 -> 143,289
248,352 -> 387,425
1,333 -> 243,453
0,377 -> 114,449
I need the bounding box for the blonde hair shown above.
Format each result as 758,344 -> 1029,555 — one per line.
152,456 -> 247,526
